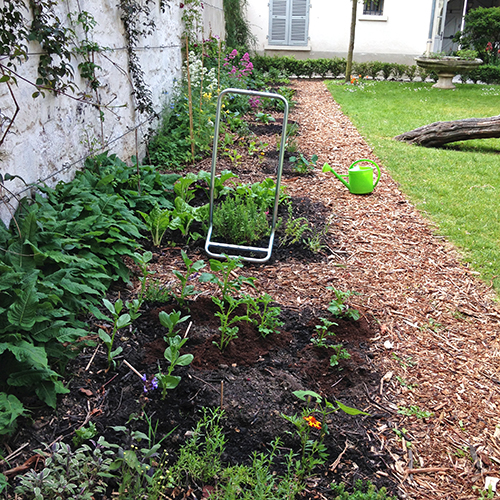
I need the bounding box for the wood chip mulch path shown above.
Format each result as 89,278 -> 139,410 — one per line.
266,80 -> 500,499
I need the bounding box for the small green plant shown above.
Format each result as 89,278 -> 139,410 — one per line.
73,422 -> 98,448
279,200 -> 310,247
144,279 -> 172,303
397,405 -> 434,419
158,310 -> 190,337
282,390 -> 367,481
171,407 -> 226,485
395,375 -> 418,390
329,344 -> 351,367
312,317 -> 337,348
14,439 -> 115,500
171,250 -> 206,307
289,153 -> 318,175
255,111 -> 276,124
127,251 -> 154,320
200,257 -> 256,350
212,195 -> 270,245
155,335 -> 194,398
98,298 -> 132,369
245,293 -> 284,337
139,204 -> 172,247
109,424 -> 164,497
329,479 -> 397,499
327,287 -> 360,321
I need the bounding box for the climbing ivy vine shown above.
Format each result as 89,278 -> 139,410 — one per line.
0,0 -> 171,146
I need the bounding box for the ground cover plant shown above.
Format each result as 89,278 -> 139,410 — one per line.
326,80 -> 500,293
1,48 -> 400,499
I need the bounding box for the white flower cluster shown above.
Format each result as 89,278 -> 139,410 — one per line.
184,55 -> 218,92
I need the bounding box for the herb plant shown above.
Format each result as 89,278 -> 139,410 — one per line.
327,287 -> 361,321
289,153 -> 318,175
98,298 -> 132,369
246,293 -> 284,337
159,310 -> 190,337
212,195 -> 270,245
171,250 -> 206,306
156,335 -> 194,398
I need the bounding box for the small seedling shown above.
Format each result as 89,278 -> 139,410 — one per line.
159,310 -> 190,337
398,405 -> 433,419
327,286 -> 360,320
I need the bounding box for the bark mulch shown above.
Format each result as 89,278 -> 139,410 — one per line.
275,80 -> 500,499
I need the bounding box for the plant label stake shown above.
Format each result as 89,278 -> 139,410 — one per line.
322,159 -> 381,194
205,88 -> 289,263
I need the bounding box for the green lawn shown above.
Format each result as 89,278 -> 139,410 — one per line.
325,80 -> 500,294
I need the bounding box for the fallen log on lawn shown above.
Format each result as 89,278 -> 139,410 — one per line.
394,115 -> 500,147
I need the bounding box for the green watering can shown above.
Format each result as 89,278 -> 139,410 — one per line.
322,159 -> 381,195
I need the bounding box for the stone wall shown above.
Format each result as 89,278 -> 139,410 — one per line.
0,0 -> 225,225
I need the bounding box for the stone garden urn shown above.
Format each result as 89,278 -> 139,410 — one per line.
415,56 -> 483,89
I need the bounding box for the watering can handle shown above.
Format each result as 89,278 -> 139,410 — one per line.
350,159 -> 381,188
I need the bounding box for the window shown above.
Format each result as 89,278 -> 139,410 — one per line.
363,0 -> 384,16
269,0 -> 309,46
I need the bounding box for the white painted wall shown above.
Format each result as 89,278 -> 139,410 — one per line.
0,0 -> 224,225
248,0 -> 434,63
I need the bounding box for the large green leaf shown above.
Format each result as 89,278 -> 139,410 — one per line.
0,393 -> 27,435
7,272 -> 41,329
3,340 -> 48,367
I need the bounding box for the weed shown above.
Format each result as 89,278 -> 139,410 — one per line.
329,479 -> 397,499
144,279 -> 172,303
255,111 -> 276,124
398,405 -> 434,419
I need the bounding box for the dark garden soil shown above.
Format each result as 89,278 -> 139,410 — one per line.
3,80 -> 500,500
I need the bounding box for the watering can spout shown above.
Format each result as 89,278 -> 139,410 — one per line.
322,163 -> 350,189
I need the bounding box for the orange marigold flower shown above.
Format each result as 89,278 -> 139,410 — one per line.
303,415 -> 322,429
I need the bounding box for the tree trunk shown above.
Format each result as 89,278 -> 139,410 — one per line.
394,115 -> 500,147
345,0 -> 358,83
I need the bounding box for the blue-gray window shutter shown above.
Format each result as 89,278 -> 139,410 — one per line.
269,0 -> 309,46
269,0 -> 288,45
290,0 -> 308,45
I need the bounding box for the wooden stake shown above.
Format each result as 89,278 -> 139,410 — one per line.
185,37 -> 195,164
220,380 -> 224,408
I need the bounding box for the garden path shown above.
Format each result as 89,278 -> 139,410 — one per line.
269,80 -> 500,500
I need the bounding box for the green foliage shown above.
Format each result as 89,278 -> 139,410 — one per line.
172,407 -> 227,485
14,439 -> 115,500
223,0 -> 254,49
200,257 -> 256,350
279,200 -> 311,247
98,298 -> 132,369
398,405 -> 434,419
453,7 -> 500,64
139,204 -> 172,247
144,280 -> 172,303
327,287 -> 361,321
0,393 -> 27,436
245,293 -> 284,337
159,310 -> 190,338
212,195 -> 270,245
330,479 -> 396,499
156,335 -> 194,398
171,250 -> 206,307
329,345 -> 351,368
0,152 -> 180,431
289,153 -> 318,175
